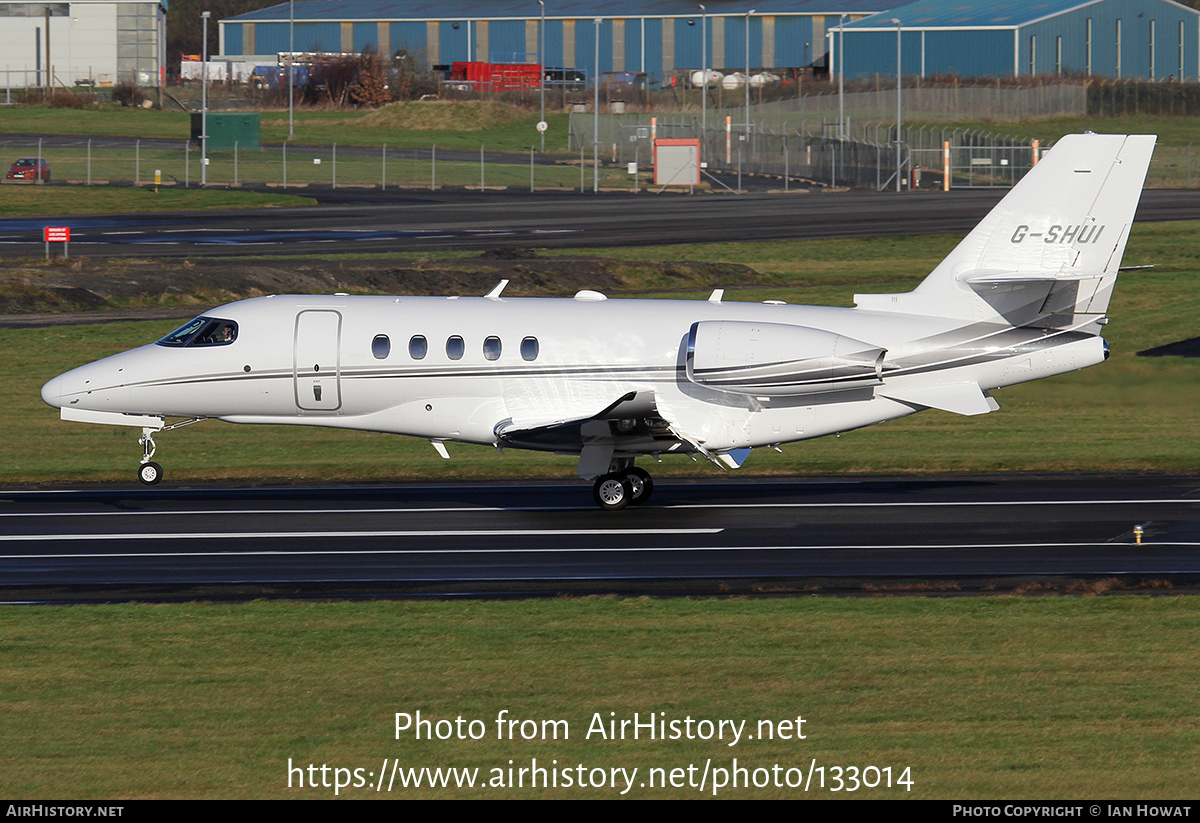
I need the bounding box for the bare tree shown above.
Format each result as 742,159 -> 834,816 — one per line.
351,53 -> 391,108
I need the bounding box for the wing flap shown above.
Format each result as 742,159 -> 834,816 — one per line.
879,382 -> 999,416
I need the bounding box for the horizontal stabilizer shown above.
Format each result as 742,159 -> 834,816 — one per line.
879,382 -> 999,416
962,269 -> 1108,284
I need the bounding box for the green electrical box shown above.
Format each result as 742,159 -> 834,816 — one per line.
190,112 -> 261,151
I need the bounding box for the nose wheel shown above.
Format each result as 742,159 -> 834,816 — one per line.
138,461 -> 164,485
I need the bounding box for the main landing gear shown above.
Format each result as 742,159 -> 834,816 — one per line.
592,466 -> 654,511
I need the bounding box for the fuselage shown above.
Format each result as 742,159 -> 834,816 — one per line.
41,292 -> 1105,456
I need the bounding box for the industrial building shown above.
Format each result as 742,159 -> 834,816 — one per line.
217,0 -> 1200,84
832,0 -> 1200,81
217,0 -> 895,85
0,0 -> 167,88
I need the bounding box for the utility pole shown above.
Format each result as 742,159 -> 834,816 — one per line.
699,4 -> 706,160
201,10 -> 210,187
538,0 -> 546,153
893,18 -> 902,193
288,0 -> 294,140
593,17 -> 601,192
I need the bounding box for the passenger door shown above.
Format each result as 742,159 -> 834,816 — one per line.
294,310 -> 341,411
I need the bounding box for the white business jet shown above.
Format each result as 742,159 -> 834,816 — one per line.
41,133 -> 1154,509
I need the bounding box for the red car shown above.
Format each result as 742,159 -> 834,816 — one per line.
7,158 -> 51,181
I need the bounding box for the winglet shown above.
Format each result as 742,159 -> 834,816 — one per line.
485,280 -> 510,300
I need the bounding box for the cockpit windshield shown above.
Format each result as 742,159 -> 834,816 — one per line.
156,316 -> 238,347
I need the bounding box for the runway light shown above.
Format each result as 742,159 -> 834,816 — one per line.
1134,524 -> 1145,545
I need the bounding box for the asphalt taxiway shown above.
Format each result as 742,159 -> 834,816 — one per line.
2,475 -> 1198,602
2,188 -> 1199,258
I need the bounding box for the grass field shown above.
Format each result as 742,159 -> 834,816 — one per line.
0,143 -> 632,192
0,186 -> 316,217
0,103 -> 577,154
4,104 -> 1198,192
2,596 -> 1198,799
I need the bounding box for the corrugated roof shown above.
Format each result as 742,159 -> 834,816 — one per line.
225,0 -> 898,23
838,0 -> 1112,29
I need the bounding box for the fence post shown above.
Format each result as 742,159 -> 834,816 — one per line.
234,140 -> 238,187
431,143 -> 436,190
87,138 -> 92,186
136,139 -> 140,185
381,144 -> 386,190
282,141 -> 287,188
332,143 -> 337,189
184,140 -> 188,188
943,140 -> 950,191
784,141 -> 789,192
530,145 -> 534,192
480,143 -> 485,190
634,139 -> 639,193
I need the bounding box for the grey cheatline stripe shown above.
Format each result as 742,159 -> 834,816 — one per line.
0,528 -> 723,543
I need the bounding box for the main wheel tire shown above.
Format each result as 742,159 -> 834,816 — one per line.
625,467 -> 654,505
593,473 -> 631,510
138,461 -> 163,485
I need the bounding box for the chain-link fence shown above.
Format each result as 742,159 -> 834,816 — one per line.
572,105 -> 1197,190
0,137 -> 645,191
751,82 -> 1087,124
571,112 -> 1055,190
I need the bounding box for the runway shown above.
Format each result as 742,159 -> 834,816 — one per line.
1,188 -> 1199,258
2,475 -> 1198,602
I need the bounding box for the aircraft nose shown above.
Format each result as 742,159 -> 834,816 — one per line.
41,374 -> 64,409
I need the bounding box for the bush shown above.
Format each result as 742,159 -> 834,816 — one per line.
48,91 -> 93,109
113,80 -> 146,107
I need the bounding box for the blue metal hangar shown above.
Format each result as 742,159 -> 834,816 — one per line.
832,0 -> 1200,81
215,0 -> 898,84
216,0 -> 1200,83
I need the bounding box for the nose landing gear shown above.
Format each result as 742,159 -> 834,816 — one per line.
137,427 -> 162,485
133,418 -> 205,485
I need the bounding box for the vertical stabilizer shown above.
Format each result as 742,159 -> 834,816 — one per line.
855,134 -> 1156,324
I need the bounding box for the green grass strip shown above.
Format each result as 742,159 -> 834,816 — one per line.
1,597 -> 1197,799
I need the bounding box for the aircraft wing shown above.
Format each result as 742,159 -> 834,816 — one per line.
495,390 -> 692,479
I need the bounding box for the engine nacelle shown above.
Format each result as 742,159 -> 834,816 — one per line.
685,320 -> 886,396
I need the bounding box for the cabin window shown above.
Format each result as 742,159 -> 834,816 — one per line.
483,336 -> 502,361
156,316 -> 237,347
521,337 -> 539,361
446,336 -> 465,360
409,335 -> 428,360
371,334 -> 391,359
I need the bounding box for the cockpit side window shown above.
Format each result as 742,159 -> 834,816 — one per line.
156,316 -> 238,347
